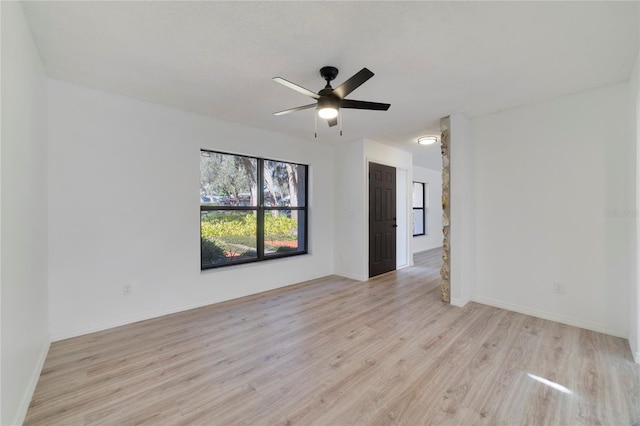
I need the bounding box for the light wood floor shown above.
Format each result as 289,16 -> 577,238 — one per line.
26,248 -> 640,425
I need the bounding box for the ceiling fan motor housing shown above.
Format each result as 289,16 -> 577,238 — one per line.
320,66 -> 339,82
318,66 -> 341,113
317,96 -> 340,111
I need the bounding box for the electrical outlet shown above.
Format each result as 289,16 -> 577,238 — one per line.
553,282 -> 564,295
123,283 -> 133,296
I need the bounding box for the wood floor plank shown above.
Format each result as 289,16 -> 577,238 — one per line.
24,247 -> 640,425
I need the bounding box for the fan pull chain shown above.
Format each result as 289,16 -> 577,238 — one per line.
340,113 -> 343,136
314,113 -> 317,138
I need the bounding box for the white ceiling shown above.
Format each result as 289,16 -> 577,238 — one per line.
22,1 -> 638,170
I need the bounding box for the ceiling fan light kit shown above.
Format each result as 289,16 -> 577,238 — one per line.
273,66 -> 390,136
317,107 -> 338,120
317,97 -> 339,119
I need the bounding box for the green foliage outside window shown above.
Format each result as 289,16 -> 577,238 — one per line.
200,237 -> 226,264
201,213 -> 297,241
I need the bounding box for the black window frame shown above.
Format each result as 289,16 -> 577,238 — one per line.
412,181 -> 426,237
200,149 -> 309,270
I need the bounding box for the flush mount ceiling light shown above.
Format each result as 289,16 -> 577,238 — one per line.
418,136 -> 438,145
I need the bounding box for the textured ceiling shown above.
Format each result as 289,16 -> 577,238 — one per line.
22,1 -> 639,170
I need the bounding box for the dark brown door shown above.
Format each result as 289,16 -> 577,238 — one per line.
369,162 -> 396,277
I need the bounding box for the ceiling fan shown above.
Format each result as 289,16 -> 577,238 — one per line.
272,66 -> 390,130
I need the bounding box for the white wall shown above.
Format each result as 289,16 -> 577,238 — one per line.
396,168 -> 409,268
333,139 -> 412,280
412,166 -> 444,253
449,114 -> 476,306
333,140 -> 367,280
472,83 -> 633,338
631,46 -> 640,362
47,80 -> 335,340
1,3 -> 51,425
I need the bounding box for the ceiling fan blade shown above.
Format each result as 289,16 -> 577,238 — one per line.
273,104 -> 316,116
331,68 -> 374,99
327,117 -> 338,127
273,77 -> 320,99
340,99 -> 390,111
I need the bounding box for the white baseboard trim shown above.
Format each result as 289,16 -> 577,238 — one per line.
51,302 -> 216,341
51,276 -> 342,341
629,338 -> 640,364
14,339 -> 50,426
473,296 -> 627,339
52,284 -> 309,340
412,246 -> 444,255
450,297 -> 469,307
334,271 -> 367,282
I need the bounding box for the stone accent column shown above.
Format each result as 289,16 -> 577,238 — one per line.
440,117 -> 451,303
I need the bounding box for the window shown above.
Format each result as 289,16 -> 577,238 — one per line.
412,181 -> 426,236
200,150 -> 308,269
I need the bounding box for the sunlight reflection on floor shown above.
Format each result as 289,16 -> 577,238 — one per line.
527,373 -> 573,394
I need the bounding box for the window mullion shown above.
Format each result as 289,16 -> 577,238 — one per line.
257,158 -> 265,259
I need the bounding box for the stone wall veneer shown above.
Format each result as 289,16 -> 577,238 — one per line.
440,117 -> 451,303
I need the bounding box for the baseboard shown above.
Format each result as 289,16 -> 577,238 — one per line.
52,284 -> 310,341
473,296 -> 627,339
52,276 -> 343,341
14,339 -> 50,425
450,297 -> 469,307
413,246 -> 444,254
51,302 -> 216,341
334,271 -> 368,282
629,337 -> 640,364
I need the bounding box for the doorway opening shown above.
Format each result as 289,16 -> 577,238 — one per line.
410,118 -> 448,301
